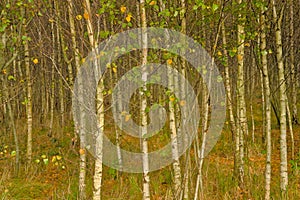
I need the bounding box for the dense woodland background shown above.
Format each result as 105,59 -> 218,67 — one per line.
0,0 -> 300,199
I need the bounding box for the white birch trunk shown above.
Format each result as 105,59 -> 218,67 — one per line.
168,63 -> 182,198
271,0 -> 288,195
66,0 -> 86,198
139,1 -> 150,199
260,3 -> 272,199
23,18 -> 33,164
82,0 -> 104,199
237,0 -> 247,186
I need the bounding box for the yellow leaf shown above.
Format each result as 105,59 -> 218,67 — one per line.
112,67 -> 117,73
167,59 -> 173,65
149,1 -> 156,5
237,54 -> 243,61
56,155 -> 62,160
180,100 -> 186,106
51,156 -> 56,163
33,58 -> 39,64
83,12 -> 89,20
76,15 -> 82,20
120,5 -> 126,13
125,14 -> 132,22
125,114 -> 131,122
217,51 -> 222,56
169,96 -> 175,102
79,149 -> 85,155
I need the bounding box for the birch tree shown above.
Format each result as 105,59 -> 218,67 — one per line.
66,0 -> 87,198
236,0 -> 247,188
271,0 -> 288,196
82,0 -> 105,198
167,60 -> 182,198
139,0 -> 150,199
259,2 -> 272,199
23,10 -> 33,164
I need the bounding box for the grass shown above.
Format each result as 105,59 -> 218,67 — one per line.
0,108 -> 300,199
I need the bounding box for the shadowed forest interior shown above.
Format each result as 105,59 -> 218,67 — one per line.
0,0 -> 300,199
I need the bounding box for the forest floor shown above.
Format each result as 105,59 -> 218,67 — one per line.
0,115 -> 300,199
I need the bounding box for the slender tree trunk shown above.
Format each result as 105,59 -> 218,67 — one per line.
221,16 -> 237,169
139,1 -> 150,199
54,0 -> 65,127
49,10 -> 56,137
168,62 -> 182,199
260,70 -> 266,143
179,1 -> 190,198
3,77 -> 20,176
81,0 -> 104,199
198,79 -> 209,200
236,0 -> 247,188
66,0 -> 86,198
271,0 -> 288,196
289,0 -> 298,124
250,55 -> 255,143
0,32 -> 20,176
260,3 -> 272,199
23,16 -> 33,164
286,99 -> 294,159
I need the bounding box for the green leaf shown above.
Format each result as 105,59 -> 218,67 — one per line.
145,107 -> 150,113
108,168 -> 116,177
212,3 -> 219,12
146,91 -> 151,97
21,98 -> 29,105
0,24 -> 8,32
11,151 -> 16,156
229,50 -> 236,57
43,158 -> 49,165
217,75 -> 223,83
8,75 -> 16,81
261,50 -> 268,56
174,10 -> 179,17
41,154 -> 47,159
99,31 -> 110,39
